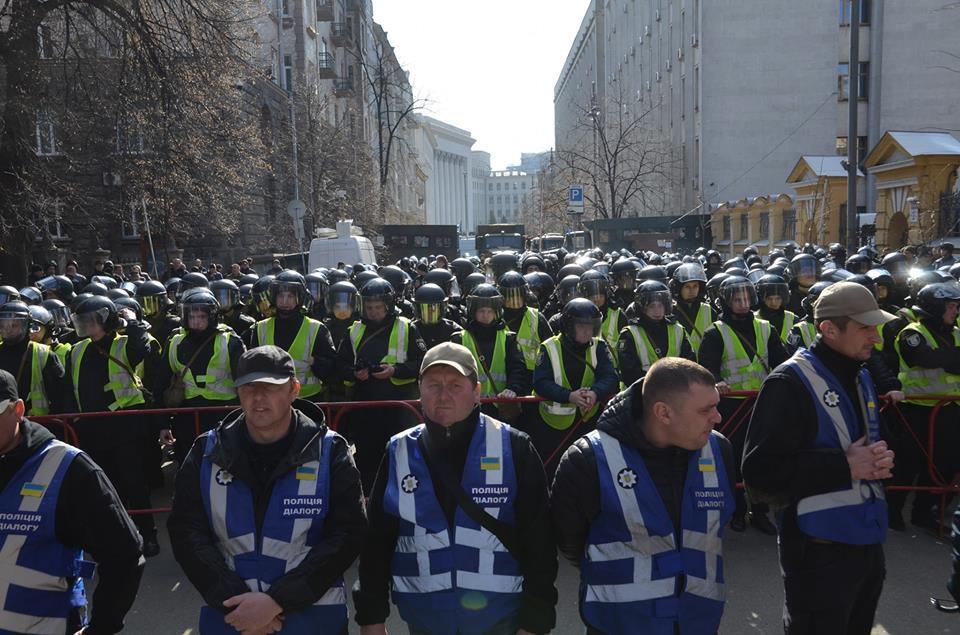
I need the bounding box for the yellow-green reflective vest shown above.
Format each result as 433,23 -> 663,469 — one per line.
601,307 -> 622,368
537,335 -> 598,430
795,321 -> 818,349
754,310 -> 796,345
256,317 -> 324,397
515,308 -> 543,371
896,322 -> 960,404
71,335 -> 146,411
168,331 -> 237,402
461,329 -> 507,397
0,341 -> 51,416
625,322 -> 684,373
52,341 -> 71,370
715,319 -> 771,395
347,317 -> 416,386
681,303 -> 714,353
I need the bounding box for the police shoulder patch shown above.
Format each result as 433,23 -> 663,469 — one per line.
905,332 -> 922,348
617,467 -> 638,490
401,473 -> 419,494
822,389 -> 841,408
215,468 -> 234,486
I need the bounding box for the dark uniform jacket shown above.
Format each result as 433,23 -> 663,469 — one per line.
250,313 -> 337,386
334,315 -> 426,400
698,312 -> 789,384
502,307 -> 553,345
617,316 -> 695,387
452,322 -> 531,397
354,407 -> 558,633
0,420 -> 144,634
153,326 -> 246,407
167,401 -> 366,617
0,339 -> 68,413
898,314 -> 960,376
222,309 -> 256,342
532,336 -> 620,404
414,318 -> 463,351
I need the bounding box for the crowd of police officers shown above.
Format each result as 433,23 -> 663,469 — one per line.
2,237 -> 960,631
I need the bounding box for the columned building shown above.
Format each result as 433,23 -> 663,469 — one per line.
422,116 -> 477,230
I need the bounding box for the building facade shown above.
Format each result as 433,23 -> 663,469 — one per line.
421,116 -> 477,230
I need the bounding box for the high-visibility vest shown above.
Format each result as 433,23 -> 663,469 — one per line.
384,415 -> 522,635
168,331 -> 237,402
0,438 -> 96,634
601,307 -> 622,367
778,311 -> 797,344
896,322 -> 960,405
714,319 -> 771,394
678,302 -> 714,353
347,317 -> 416,386
71,335 -> 145,411
794,321 -> 818,349
581,429 -> 733,634
624,322 -> 685,374
0,341 -> 52,415
514,307 -> 543,371
537,335 -> 598,429
785,349 -> 887,544
256,317 -> 324,397
198,430 -> 346,634
461,329 -> 508,397
52,341 -> 71,370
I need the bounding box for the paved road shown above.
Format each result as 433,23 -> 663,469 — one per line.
119,470 -> 959,634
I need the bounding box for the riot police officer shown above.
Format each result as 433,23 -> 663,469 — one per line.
423,267 -> 466,325
137,279 -> 181,347
305,270 -> 330,321
211,278 -> 255,339
411,283 -> 462,351
498,271 -> 552,371
671,262 -> 714,353
609,258 -> 639,309
619,281 -> 694,387
0,301 -> 67,415
379,265 -> 416,319
755,274 -> 797,344
578,270 -> 627,367
787,254 -> 819,318
323,281 -> 359,352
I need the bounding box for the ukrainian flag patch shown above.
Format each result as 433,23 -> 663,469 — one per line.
295,466 -> 317,481
480,456 -> 500,471
21,483 -> 46,497
698,458 -> 716,472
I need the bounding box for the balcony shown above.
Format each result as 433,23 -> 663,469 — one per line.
315,0 -> 334,21
334,78 -> 355,97
317,52 -> 336,79
331,22 -> 352,48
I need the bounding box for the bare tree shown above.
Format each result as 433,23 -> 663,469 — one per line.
556,83 -> 677,220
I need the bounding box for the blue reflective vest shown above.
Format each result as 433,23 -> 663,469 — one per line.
383,415 -> 523,635
198,429 -> 347,634
0,439 -> 95,635
582,430 -> 733,635
785,349 -> 888,545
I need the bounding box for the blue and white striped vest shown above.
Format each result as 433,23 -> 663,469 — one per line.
198,428 -> 346,634
582,430 -> 733,635
785,349 -> 888,545
0,439 -> 95,635
383,415 -> 523,635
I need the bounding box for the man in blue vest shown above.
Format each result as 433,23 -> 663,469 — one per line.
743,282 -> 896,635
355,342 -> 558,635
551,357 -> 735,634
168,346 -> 366,635
0,368 -> 145,634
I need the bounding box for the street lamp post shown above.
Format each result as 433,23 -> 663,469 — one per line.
589,105 -> 601,221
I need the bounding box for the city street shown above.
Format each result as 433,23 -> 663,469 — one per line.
120,467 -> 959,634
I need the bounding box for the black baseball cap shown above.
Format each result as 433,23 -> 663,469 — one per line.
0,369 -> 18,412
236,345 -> 296,386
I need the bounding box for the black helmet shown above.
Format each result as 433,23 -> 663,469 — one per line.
866,268 -> 894,289
423,268 -> 459,298
858,245 -> 880,263
847,274 -> 878,299
671,262 -> 707,298
462,272 -> 487,298
239,273 -> 260,286
524,272 -> 555,308
327,281 -> 358,320
114,296 -> 144,323
950,262 -> 960,281
91,275 -> 118,290
380,266 -> 413,297
556,275 -> 581,305
557,263 -> 586,280
83,281 -> 110,297
414,283 -> 447,326
0,286 -> 21,306
637,265 -> 668,286
71,296 -> 120,336
210,279 -> 241,309
560,298 -> 602,342
37,275 -> 76,302
304,271 -> 329,308
756,274 -> 790,305
907,270 -> 948,301
180,288 -> 220,329
634,281 -> 673,318
164,277 -> 182,302
723,257 -> 748,272
743,245 -> 759,258
788,253 -> 819,287
0,301 -> 32,344
41,298 -> 71,331
359,278 -> 396,325
577,270 -> 609,305
520,254 -> 545,274
107,288 -> 131,301
705,272 -> 729,304
803,281 -> 834,316
449,258 -> 477,286
179,272 -> 210,296
916,282 -> 960,319
18,286 -> 42,305
353,270 -> 380,291
719,276 -> 758,313
28,304 -> 54,332
821,268 -> 854,283
497,271 -> 528,310
269,270 -> 309,312
239,283 -> 253,306
844,254 -> 872,275
466,283 -> 503,324
610,259 -> 639,292
251,273 -> 276,306
881,252 -> 911,282
828,243 -> 846,261
326,269 -> 350,286
488,252 -> 520,282
706,250 -> 722,266
136,280 -> 169,318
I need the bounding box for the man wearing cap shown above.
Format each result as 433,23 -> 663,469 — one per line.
0,368 -> 145,634
354,342 -> 558,635
168,346 -> 366,635
743,281 -> 896,635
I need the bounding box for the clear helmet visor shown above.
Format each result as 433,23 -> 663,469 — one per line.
639,290 -> 673,318
467,296 -> 503,322
578,279 -> 608,300
722,283 -> 758,311
416,302 -> 445,325
328,291 -> 357,320
306,280 -> 326,302
568,316 -> 603,340
0,315 -> 28,342
614,272 -> 636,291
71,310 -> 107,338
48,305 -> 72,329
790,259 -> 818,285
182,305 -> 217,330
213,288 -> 239,308
759,283 -> 790,302
501,286 -> 527,309
140,295 -> 165,318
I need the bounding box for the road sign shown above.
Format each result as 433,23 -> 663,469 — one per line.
286,199 -> 306,221
569,186 -> 584,207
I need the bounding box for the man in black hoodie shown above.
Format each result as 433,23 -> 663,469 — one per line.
551,358 -> 736,634
168,346 -> 366,635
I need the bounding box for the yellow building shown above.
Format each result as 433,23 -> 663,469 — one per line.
863,131 -> 960,251
786,156 -> 864,248
710,193 -> 796,258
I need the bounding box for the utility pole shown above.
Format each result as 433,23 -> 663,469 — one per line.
845,0 -> 860,255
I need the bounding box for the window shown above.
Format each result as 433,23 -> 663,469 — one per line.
42,201 -> 68,239
521,182 -> 527,190
116,120 -> 148,154
759,212 -> 770,239
35,110 -> 59,156
488,195 -> 494,204
839,0 -> 870,25
496,182 -> 501,191
722,216 -> 731,240
513,194 -> 518,204
781,210 -> 797,241
487,183 -> 493,190
281,0 -> 290,17
122,205 -> 141,239
740,214 -> 748,240
284,55 -> 293,92
838,62 -> 868,100
835,135 -> 868,164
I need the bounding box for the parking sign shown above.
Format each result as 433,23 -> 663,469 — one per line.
569,186 -> 584,206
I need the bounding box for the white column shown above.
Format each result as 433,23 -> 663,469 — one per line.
445,156 -> 453,226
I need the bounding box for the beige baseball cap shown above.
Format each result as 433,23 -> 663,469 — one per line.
813,281 -> 896,326
419,342 -> 479,379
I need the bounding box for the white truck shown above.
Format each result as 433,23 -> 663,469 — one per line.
307,220 -> 377,270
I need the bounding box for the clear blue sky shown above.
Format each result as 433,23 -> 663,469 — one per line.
373,0 -> 589,170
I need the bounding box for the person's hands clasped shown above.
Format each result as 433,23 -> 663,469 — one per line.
497,388 -> 517,399
222,592 -> 283,634
846,435 -> 895,481
353,367 -> 370,381
372,364 -> 396,380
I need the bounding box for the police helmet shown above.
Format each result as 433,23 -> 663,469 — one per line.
847,274 -> 878,299
577,270 -> 609,305
844,254 -> 872,275
180,288 -> 220,329
83,281 -> 110,297
916,282 -> 960,320
325,269 -> 350,286
705,273 -> 729,304
91,275 -> 118,290
107,288 -> 131,301
353,270 -> 380,291
269,270 -> 309,312
0,286 -> 21,307
380,265 -> 413,297
0,302 -> 32,344
462,272 -> 487,298
71,296 -> 120,337
18,287 -> 42,305
327,281 -> 358,321
37,275 -> 76,302
637,265 -> 669,286
414,283 -> 447,326
164,277 -> 182,303
557,263 -> 586,281
635,281 -> 673,318
210,279 -> 241,309
907,270 -> 948,301
238,284 -> 253,306
802,281 -> 834,317
28,304 -> 54,333
179,272 -> 210,295
488,252 -> 520,282
610,259 -> 639,292
788,254 -> 820,287
466,284 -> 504,324
424,268 -> 459,298
450,258 -> 477,286
556,275 -> 582,305
524,272 -> 555,308
497,271 -> 528,310
114,296 -> 144,323
756,274 -> 790,305
520,254 -> 545,274
359,278 -> 396,325
41,299 -> 71,331
304,271 -> 329,307
560,298 -> 602,343
828,243 -> 846,261
136,280 -> 169,318
239,273 -> 260,287
719,276 -> 758,313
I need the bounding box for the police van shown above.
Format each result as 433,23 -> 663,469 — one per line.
307,220 -> 377,270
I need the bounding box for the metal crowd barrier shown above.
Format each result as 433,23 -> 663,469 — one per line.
28,392 -> 960,528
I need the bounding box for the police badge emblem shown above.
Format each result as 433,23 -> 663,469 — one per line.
617,467 -> 638,489
401,474 -> 419,493
823,389 -> 841,408
215,468 -> 234,486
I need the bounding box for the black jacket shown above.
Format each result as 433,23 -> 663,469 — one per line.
64,330 -> 158,418
550,382 -> 735,586
452,323 -> 531,396
898,314 -> 960,376
0,420 -> 144,634
617,317 -> 695,386
503,306 -> 553,344
167,400 -> 366,616
0,339 -> 68,413
153,326 -> 245,407
698,312 -> 789,384
334,315 -> 426,400
250,314 -> 337,385
414,317 -> 463,351
742,340 -> 879,544
354,407 -> 558,633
